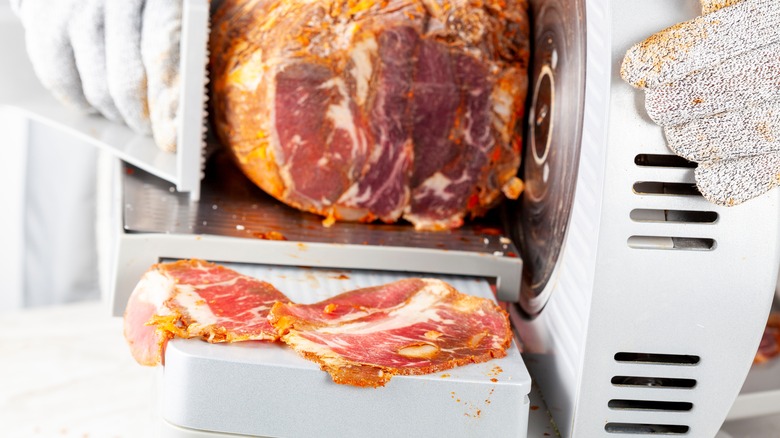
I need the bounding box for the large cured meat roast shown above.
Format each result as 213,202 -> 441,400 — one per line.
211,0 -> 530,230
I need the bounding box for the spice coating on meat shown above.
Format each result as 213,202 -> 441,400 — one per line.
211,0 -> 530,230
268,278 -> 512,387
123,259 -> 288,366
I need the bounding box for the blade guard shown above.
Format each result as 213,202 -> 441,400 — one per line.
176,0 -> 211,200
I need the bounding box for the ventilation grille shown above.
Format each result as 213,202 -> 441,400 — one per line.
611,376 -> 696,389
634,154 -> 697,169
629,154 -> 717,251
614,353 -> 700,365
605,423 -> 690,434
606,352 -> 699,435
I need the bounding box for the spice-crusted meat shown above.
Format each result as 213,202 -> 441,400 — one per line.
268,278 -> 512,387
123,259 -> 288,366
210,0 -> 530,230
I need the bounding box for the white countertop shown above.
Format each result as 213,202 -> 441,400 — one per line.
0,302 -> 156,437
2,301 -> 778,438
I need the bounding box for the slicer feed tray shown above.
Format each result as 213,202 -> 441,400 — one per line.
123,151 -> 522,255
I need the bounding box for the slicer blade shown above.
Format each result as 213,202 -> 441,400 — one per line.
512,0 -> 587,316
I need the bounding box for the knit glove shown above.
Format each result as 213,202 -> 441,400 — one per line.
621,0 -> 780,206
10,0 -> 182,152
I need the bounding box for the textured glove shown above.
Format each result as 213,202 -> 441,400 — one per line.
621,0 -> 780,206
10,0 -> 182,152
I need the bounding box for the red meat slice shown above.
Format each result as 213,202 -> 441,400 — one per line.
123,259 -> 288,366
269,278 -> 512,387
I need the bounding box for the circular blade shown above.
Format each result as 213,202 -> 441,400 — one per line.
513,0 -> 587,316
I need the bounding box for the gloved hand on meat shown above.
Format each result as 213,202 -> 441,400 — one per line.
9,0 -> 182,152
621,0 -> 780,207
210,0 -> 530,230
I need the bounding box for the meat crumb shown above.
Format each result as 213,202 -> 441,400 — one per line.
252,231 -> 287,240
323,303 -> 338,314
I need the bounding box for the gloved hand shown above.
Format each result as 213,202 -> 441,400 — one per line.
10,0 -> 182,152
621,0 -> 780,206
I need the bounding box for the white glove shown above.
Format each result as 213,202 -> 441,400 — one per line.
621,0 -> 780,206
10,0 -> 182,152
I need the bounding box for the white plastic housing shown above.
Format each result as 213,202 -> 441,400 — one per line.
514,1 -> 780,437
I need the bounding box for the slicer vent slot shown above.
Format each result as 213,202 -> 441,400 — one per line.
607,355 -> 698,434
633,182 -> 700,196
627,236 -> 716,251
630,153 -> 716,251
605,423 -> 690,435
611,376 -> 696,389
634,154 -> 696,169
614,352 -> 700,365
630,209 -> 718,224
608,399 -> 693,412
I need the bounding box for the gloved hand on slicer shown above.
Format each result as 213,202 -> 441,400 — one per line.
10,0 -> 182,152
621,0 -> 780,207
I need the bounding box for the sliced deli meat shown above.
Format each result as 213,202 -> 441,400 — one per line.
269,278 -> 512,387
210,0 -> 530,230
123,259 -> 288,366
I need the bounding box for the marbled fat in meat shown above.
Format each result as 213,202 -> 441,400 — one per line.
269,278 -> 512,387
275,63 -> 370,209
123,260 -> 288,366
409,38 -> 460,188
337,27 -> 418,221
406,51 -> 495,229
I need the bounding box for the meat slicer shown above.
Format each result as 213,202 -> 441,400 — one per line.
4,0 -> 779,436
511,0 -> 780,436
103,0 -> 780,436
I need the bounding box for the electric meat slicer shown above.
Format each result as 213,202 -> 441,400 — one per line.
3,0 -> 779,436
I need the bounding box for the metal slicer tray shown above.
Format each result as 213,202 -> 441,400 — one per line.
115,149 -> 523,306
160,263 -> 532,438
124,149 -> 521,254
